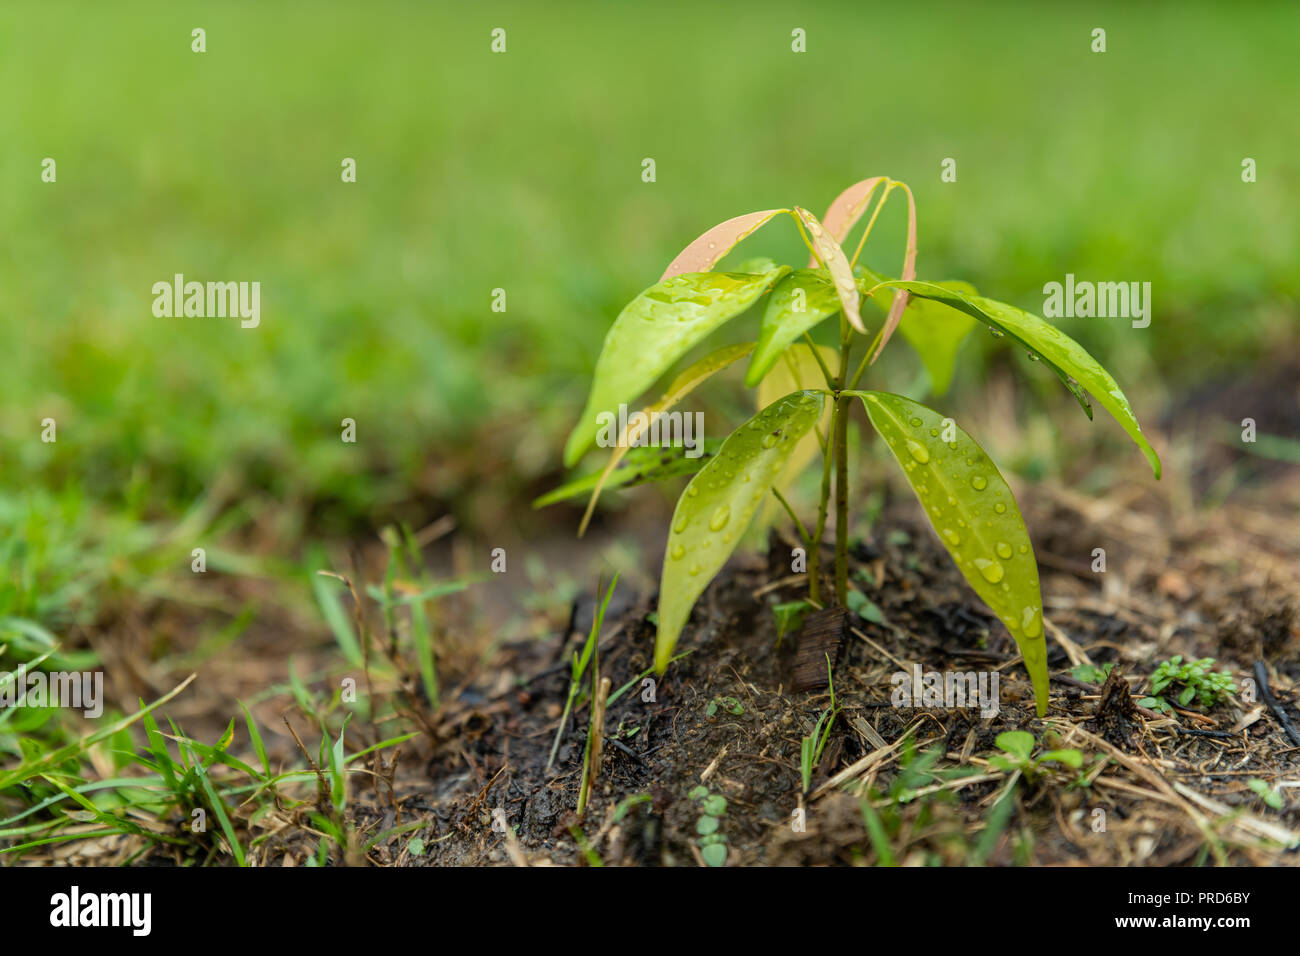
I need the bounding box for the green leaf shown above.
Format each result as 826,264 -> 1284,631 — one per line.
735,257 -> 777,274
574,342 -> 754,534
812,177 -> 889,254
772,600 -> 810,642
895,281 -> 978,396
996,731 -> 1035,761
753,342 -> 836,529
1038,749 -> 1084,769
847,590 -> 884,624
564,267 -> 789,466
655,390 -> 825,673
794,207 -> 863,333
532,440 -> 722,509
1247,778 -> 1284,810
858,391 -> 1048,716
872,280 -> 1161,478
866,182 -> 918,364
745,271 -> 843,387
701,842 -> 727,867
1072,662 -> 1114,684
659,209 -> 788,280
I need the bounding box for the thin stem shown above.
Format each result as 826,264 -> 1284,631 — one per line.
849,180 -> 895,270
833,339 -> 852,606
802,332 -> 835,388
771,487 -> 811,547
810,422 -> 827,456
848,319 -> 887,390
788,210 -> 825,268
808,418 -> 834,603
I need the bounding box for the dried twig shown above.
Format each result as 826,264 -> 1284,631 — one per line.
1253,661 -> 1300,747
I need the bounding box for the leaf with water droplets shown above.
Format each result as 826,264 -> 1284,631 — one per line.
660,209 -> 788,281
889,280 -> 978,396
575,342 -> 754,535
867,182 -> 918,364
794,207 -> 863,333
858,390 -> 1048,716
808,177 -> 889,262
753,343 -> 836,527
745,270 -> 843,387
655,390 -> 826,673
873,280 -> 1161,479
532,439 -> 723,509
868,280 -> 1088,413
563,267 -> 789,467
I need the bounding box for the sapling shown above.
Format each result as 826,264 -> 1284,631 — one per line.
800,655 -> 841,792
988,730 -> 1084,781
1141,655 -> 1237,714
688,784 -> 728,866
545,176 -> 1161,717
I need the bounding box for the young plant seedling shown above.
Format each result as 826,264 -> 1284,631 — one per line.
800,654 -> 841,792
1071,661 -> 1116,685
771,599 -> 811,648
1246,778 -> 1284,810
688,784 -> 728,866
546,176 -> 1161,717
548,574 -> 618,770
988,730 -> 1084,782
1140,655 -> 1237,715
705,695 -> 744,717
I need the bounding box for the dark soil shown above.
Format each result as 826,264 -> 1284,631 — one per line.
355,465 -> 1300,867
21,373 -> 1299,867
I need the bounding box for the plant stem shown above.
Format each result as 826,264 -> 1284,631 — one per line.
808,423 -> 833,603
848,180 -> 894,270
833,392 -> 850,606
803,332 -> 835,387
771,487 -> 811,546
849,320 -> 886,389
830,333 -> 852,607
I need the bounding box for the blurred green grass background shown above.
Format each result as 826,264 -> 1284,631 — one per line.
2,0 -> 1296,554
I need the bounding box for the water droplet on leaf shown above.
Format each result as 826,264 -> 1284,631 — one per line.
1022,607 -> 1042,638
